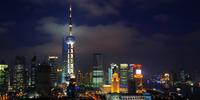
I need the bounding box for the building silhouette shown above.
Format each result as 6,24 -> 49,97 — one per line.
13,56 -> 27,93
30,56 -> 37,89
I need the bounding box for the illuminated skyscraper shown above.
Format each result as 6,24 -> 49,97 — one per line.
92,53 -> 104,88
48,56 -> 59,87
108,63 -> 118,84
133,64 -> 145,93
111,72 -> 120,93
62,37 -> 68,82
77,70 -> 83,85
0,60 -> 9,94
120,64 -> 128,93
64,0 -> 76,81
111,64 -> 120,93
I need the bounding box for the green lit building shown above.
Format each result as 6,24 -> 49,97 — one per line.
92,53 -> 104,88
0,60 -> 9,94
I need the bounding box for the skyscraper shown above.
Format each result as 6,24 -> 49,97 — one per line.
120,64 -> 128,93
133,64 -> 145,93
48,56 -> 59,87
111,65 -> 120,93
0,60 -> 9,94
13,56 -> 26,92
128,64 -> 136,94
35,62 -> 51,97
30,56 -> 37,88
108,63 -> 118,85
92,53 -> 104,88
64,0 -> 76,81
62,37 -> 68,83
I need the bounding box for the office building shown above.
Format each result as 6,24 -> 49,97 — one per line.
30,56 -> 37,88
48,56 -> 60,87
133,64 -> 145,93
92,53 -> 104,88
35,62 -> 51,97
120,64 -> 128,93
111,70 -> 120,93
108,63 -> 118,85
0,60 -> 9,94
13,56 -> 26,92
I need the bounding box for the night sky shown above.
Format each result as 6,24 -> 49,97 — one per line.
0,0 -> 199,74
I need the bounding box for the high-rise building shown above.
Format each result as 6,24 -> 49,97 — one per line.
120,64 -> 128,93
30,56 -> 37,88
64,0 -> 76,80
13,56 -> 26,92
92,53 -> 104,88
48,56 -> 62,87
111,67 -> 120,93
77,70 -> 84,85
35,62 -> 51,97
84,72 -> 93,86
133,64 -> 145,93
108,63 -> 118,85
62,37 -> 68,83
128,64 -> 136,94
0,60 -> 9,94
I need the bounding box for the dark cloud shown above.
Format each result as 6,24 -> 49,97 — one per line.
73,0 -> 121,17
153,14 -> 170,24
130,0 -> 174,10
0,27 -> 8,34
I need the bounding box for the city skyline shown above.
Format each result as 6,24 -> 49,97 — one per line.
0,0 -> 199,74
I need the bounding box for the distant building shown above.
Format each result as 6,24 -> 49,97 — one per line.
35,62 -> 51,97
92,53 -> 104,88
84,72 -> 93,85
48,56 -> 61,87
120,64 -> 128,93
77,70 -> 84,85
0,60 -> 9,94
13,56 -> 26,92
30,56 -> 37,88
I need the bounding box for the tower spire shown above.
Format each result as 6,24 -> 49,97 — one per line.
69,0 -> 72,36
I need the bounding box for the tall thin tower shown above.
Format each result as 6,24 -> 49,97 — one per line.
65,0 -> 76,80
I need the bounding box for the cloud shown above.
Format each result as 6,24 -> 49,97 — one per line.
34,17 -> 137,55
73,0 -> 120,17
20,0 -> 66,5
0,27 -> 8,34
153,14 -> 170,23
130,0 -> 174,10
20,0 -> 121,17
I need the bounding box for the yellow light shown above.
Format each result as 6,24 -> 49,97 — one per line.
134,74 -> 143,78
